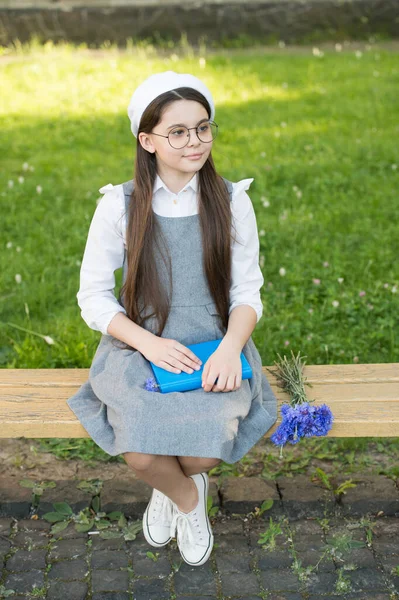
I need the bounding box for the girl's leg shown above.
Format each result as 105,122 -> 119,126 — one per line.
123,452 -> 198,513
123,452 -> 221,513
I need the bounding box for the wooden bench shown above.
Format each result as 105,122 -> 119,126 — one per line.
0,364 -> 398,438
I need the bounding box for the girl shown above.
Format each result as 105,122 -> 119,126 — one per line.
67,70 -> 278,567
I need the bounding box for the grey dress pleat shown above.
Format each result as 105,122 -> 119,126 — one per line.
67,177 -> 278,463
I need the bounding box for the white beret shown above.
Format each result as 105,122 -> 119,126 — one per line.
127,70 -> 215,138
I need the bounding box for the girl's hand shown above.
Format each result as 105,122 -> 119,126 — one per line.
140,335 -> 202,375
202,344 -> 242,392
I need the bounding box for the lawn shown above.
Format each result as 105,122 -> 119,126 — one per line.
1,38 -> 398,474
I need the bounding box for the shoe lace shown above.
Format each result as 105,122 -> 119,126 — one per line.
151,490 -> 174,524
170,509 -> 205,547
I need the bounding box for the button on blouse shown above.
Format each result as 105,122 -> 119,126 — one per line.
77,173 -> 264,335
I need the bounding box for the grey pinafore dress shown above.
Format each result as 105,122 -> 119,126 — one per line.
67,177 -> 278,464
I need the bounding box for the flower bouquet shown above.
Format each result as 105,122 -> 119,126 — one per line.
266,350 -> 334,457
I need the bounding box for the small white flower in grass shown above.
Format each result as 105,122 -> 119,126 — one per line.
307,334 -> 312,340
323,261 -> 329,267
293,185 -> 299,192
170,53 -> 178,62
199,57 -> 206,68
284,340 -> 290,346
267,281 -> 273,288
280,324 -> 285,330
295,190 -> 302,199
279,267 -> 286,276
339,349 -> 345,355
43,336 -> 55,345
282,82 -> 288,88
36,185 -> 42,194
383,282 -> 389,288
335,43 -> 342,52
260,151 -> 266,157
262,198 -> 270,207
353,356 -> 359,363
274,131 -> 281,138
392,164 -> 397,170
6,241 -> 13,248
332,300 -> 339,307
76,259 -> 81,266
308,308 -> 314,314
312,47 -> 323,57
280,121 -> 287,128
22,162 -> 29,171
259,229 -> 265,236
24,303 -> 29,316
18,176 -> 24,184
355,51 -> 362,58
15,274 -> 22,284
359,290 -> 366,297
278,41 -> 285,48
313,278 -> 321,285
29,165 -> 34,171
280,210 -> 288,221
8,180 -> 14,188
367,304 -> 374,310
16,246 -> 21,252
259,255 -> 265,268
338,277 -> 344,284
392,285 -> 397,294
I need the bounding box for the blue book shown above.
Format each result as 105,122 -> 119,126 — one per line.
149,338 -> 252,394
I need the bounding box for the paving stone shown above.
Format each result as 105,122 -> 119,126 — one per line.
380,554 -> 399,573
292,536 -> 326,552
215,553 -> 252,573
131,577 -> 171,598
92,594 -> 131,600
54,522 -> 88,539
220,476 -> 281,515
91,535 -> 127,550
37,482 -> 88,516
293,549 -> 336,572
336,475 -> 399,517
12,530 -> 51,548
303,571 -> 337,593
259,568 -> 301,592
174,562 -> 217,595
47,580 -> 88,600
276,475 -> 335,519
91,549 -> 128,569
371,517 -> 399,538
337,547 -> 378,568
132,554 -> 171,577
348,568 -> 388,591
17,518 -> 52,532
48,559 -> 89,580
290,519 -> 325,536
256,549 -> 293,569
0,479 -> 33,518
0,518 -> 13,533
101,479 -> 151,518
6,549 -> 46,571
91,569 -> 130,593
4,569 -> 45,594
49,538 -> 88,559
214,533 -> 250,553
220,571 -> 261,595
0,537 -> 11,553
213,518 -> 244,536
265,595 -> 302,600
373,540 -> 399,556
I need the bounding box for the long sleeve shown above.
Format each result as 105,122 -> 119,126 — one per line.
76,184 -> 127,335
229,178 -> 264,323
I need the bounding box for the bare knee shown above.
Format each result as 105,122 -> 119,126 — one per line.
177,456 -> 221,474
123,451 -> 157,471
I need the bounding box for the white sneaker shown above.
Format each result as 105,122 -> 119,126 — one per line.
142,488 -> 176,547
169,472 -> 214,566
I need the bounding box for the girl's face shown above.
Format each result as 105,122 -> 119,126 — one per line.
139,99 -> 213,176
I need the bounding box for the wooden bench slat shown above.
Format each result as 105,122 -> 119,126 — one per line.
0,366 -> 398,438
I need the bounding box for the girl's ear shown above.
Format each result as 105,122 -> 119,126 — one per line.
138,132 -> 155,154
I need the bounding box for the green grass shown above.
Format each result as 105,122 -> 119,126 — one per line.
1,38 -> 398,467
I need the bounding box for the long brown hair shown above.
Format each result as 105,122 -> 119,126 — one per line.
115,87 -> 238,350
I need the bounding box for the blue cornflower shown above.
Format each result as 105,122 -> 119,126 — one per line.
271,401 -> 334,454
144,377 -> 159,392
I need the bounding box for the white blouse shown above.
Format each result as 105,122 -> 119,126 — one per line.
77,172 -> 264,336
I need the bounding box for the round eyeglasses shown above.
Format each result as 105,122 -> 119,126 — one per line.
151,120 -> 218,149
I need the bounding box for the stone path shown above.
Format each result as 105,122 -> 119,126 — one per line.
0,473 -> 398,598
0,512 -> 398,599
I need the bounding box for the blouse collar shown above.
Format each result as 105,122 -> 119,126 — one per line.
153,172 -> 198,195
